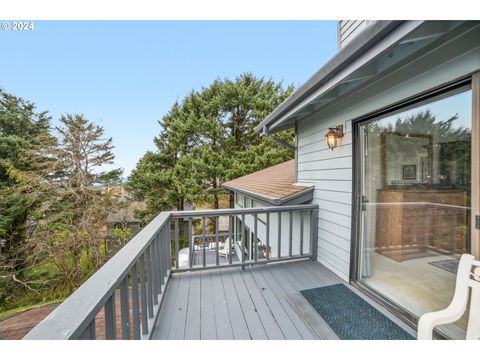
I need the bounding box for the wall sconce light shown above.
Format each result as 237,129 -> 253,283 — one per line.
325,125 -> 344,150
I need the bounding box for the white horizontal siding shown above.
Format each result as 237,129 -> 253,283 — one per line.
297,113 -> 353,281
298,156 -> 351,172
338,20 -> 369,48
314,190 -> 352,205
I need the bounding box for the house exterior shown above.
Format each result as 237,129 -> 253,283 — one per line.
24,20 -> 480,341
254,20 -> 480,339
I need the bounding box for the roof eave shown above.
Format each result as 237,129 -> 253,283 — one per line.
254,20 -> 425,134
222,184 -> 314,206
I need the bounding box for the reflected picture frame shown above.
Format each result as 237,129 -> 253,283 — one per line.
402,164 -> 417,180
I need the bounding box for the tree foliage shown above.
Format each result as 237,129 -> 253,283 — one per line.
128,73 -> 294,221
23,114 -> 123,290
1,105 -> 123,308
0,89 -> 53,267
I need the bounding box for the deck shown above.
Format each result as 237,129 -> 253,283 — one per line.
151,260 -> 415,340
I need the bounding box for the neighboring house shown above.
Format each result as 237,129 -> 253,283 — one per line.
25,21 -> 480,341
106,199 -> 146,238
222,160 -> 313,260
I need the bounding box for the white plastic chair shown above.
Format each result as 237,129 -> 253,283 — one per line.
418,253 -> 480,340
218,238 -> 234,258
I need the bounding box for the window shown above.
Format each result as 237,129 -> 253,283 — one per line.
235,193 -> 243,207
251,200 -> 267,224
356,86 -> 473,338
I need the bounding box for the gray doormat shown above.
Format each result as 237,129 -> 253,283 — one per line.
428,259 -> 459,274
300,284 -> 414,340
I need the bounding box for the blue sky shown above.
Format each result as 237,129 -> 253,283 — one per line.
0,21 -> 337,176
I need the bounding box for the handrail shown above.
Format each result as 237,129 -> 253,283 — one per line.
24,204 -> 320,340
24,211 -> 172,340
171,204 -> 318,218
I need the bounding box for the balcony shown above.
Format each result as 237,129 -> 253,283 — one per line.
23,204 -> 413,340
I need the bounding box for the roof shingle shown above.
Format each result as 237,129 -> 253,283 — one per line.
222,160 -> 312,204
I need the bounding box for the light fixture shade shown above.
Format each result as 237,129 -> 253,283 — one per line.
325,129 -> 338,150
325,125 -> 343,150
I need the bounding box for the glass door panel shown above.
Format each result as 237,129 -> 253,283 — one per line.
357,89 -> 472,339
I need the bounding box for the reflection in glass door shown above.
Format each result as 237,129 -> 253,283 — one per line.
357,88 -> 472,339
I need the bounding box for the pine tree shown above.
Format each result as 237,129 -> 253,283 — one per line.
0,89 -> 53,268
128,73 -> 294,219
26,114 -> 123,290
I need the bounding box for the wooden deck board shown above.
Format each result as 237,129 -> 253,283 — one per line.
184,272 -> 201,340
230,269 -> 268,340
239,270 -> 285,339
167,272 -> 190,339
255,267 -> 316,339
152,259 -> 409,340
249,268 -> 302,339
151,273 -> 180,339
200,270 -> 217,340
220,269 -> 251,340
211,270 -> 234,339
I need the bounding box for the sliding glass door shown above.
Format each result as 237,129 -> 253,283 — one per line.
356,86 -> 473,339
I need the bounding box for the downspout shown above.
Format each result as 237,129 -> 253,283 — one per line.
262,126 -> 295,152
262,124 -> 298,182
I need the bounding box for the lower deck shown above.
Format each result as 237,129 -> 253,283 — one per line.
151,260 -> 416,340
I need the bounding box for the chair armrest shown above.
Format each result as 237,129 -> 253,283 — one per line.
418,309 -> 459,340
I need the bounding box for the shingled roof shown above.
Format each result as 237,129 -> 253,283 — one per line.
222,160 -> 313,205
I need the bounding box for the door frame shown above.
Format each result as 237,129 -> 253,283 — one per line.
349,74 -> 479,336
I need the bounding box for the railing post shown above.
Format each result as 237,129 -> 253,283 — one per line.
165,222 -> 171,271
79,319 -> 96,340
289,211 -> 293,257
145,247 -> 154,317
266,212 -> 270,260
254,213 -> 258,261
164,225 -> 170,272
120,276 -> 130,340
104,292 -> 116,340
167,224 -> 172,270
228,215 -> 233,265
278,211 -> 282,258
138,254 -> 148,335
202,217 -> 206,267
131,265 -> 141,340
241,214 -> 246,269
300,211 -> 304,256
157,232 -> 164,287
174,219 -> 179,269
149,243 -> 159,305
215,216 -> 219,266
310,208 -> 319,261
188,217 -> 193,268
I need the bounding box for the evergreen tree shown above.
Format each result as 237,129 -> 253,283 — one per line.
128,73 -> 294,219
24,114 -> 123,290
0,89 -> 53,268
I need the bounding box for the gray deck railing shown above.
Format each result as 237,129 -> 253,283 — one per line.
24,204 -> 319,340
170,204 -> 319,271
24,212 -> 172,340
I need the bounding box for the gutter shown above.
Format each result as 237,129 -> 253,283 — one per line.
222,184 -> 314,206
255,20 -> 408,135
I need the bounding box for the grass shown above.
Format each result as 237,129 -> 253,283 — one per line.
0,298 -> 64,320
0,260 -> 67,320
